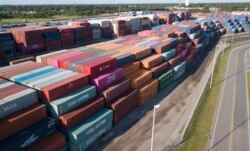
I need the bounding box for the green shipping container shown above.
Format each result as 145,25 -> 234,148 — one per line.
161,49 -> 176,61
49,85 -> 96,116
66,109 -> 113,151
158,69 -> 174,91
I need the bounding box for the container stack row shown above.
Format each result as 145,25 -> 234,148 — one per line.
0,19 -> 219,151
1,11 -> 193,60
0,32 -> 15,60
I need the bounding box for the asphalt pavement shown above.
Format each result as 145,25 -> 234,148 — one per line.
209,44 -> 250,151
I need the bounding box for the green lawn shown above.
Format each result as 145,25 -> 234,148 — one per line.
173,46 -> 233,151
0,15 -> 82,23
0,13 -> 115,24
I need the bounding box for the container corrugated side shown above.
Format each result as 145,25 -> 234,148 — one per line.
49,85 -> 96,116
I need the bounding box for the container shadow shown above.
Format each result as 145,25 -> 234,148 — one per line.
88,38 -> 220,151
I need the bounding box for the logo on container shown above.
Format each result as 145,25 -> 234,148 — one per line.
99,65 -> 110,71
3,103 -> 18,112
20,134 -> 39,148
95,119 -> 106,129
68,94 -> 90,108
107,74 -> 116,84
67,83 -> 73,89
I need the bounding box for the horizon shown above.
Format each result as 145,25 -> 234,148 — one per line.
1,0 -> 250,5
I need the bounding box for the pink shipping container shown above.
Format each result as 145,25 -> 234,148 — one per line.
50,52 -> 81,67
91,68 -> 124,90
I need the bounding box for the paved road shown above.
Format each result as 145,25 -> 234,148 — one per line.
210,45 -> 250,151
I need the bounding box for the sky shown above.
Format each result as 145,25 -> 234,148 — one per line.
0,0 -> 250,5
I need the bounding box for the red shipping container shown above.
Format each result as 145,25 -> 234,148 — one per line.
59,97 -> 104,130
28,132 -> 67,151
36,26 -> 58,33
61,39 -> 75,47
41,74 -> 89,102
0,84 -> 27,98
45,40 -> 62,51
107,89 -> 138,125
61,52 -> 93,69
150,62 -> 169,78
77,56 -> 116,77
0,103 -> 47,141
0,62 -> 45,79
99,79 -> 130,104
58,26 -> 75,37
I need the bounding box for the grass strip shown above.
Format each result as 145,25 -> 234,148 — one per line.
173,46 -> 233,151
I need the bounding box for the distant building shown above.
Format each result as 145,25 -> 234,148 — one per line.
232,11 -> 250,16
185,0 -> 190,7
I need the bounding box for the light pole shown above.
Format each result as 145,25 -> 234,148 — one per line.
210,45 -> 219,89
151,104 -> 160,151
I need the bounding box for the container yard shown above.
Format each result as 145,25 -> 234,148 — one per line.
0,8 -> 239,151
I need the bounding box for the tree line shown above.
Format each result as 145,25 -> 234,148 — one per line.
0,3 -> 250,20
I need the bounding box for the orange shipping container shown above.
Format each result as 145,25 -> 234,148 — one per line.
122,46 -> 152,60
123,61 -> 140,78
127,69 -> 152,89
168,55 -> 182,66
140,54 -> 162,69
138,79 -> 158,106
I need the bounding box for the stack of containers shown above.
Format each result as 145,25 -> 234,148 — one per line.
0,32 -> 15,60
141,17 -> 151,30
91,23 -> 102,40
144,14 -> 160,27
0,78 -> 61,151
57,26 -> 75,47
89,19 -> 113,38
72,26 -> 90,45
112,19 -> 127,36
124,62 -> 157,106
70,22 -> 93,44
0,61 -> 114,151
129,17 -> 141,34
36,47 -> 140,126
36,26 -> 61,51
8,27 -> 44,54
125,20 -> 132,35
158,12 -> 178,24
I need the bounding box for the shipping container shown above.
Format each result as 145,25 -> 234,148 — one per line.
140,54 -> 162,69
42,74 -> 89,102
123,61 -> 140,78
65,109 -> 113,151
49,85 -> 96,116
91,68 -> 124,90
150,62 -> 169,78
99,79 -> 130,104
127,69 -> 152,89
0,117 -> 57,151
107,89 -> 138,125
158,69 -> 174,91
0,103 -> 47,141
59,97 -> 104,130
0,79 -> 38,119
167,55 -> 182,66
138,79 -> 158,106
28,131 -> 67,151
77,56 -> 116,77
161,49 -> 176,61
173,61 -> 186,80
